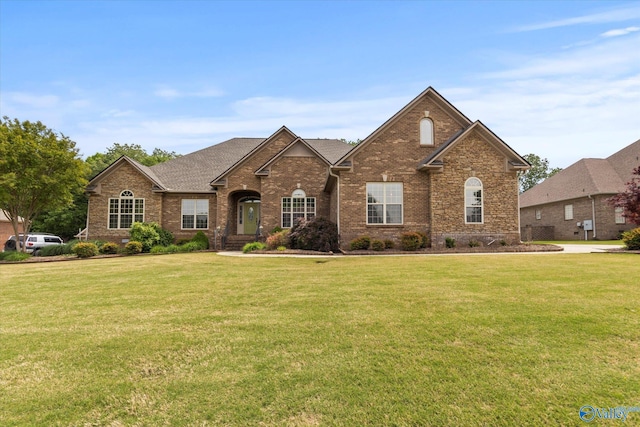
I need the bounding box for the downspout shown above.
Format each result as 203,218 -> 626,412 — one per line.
85,195 -> 90,241
588,194 -> 596,239
329,167 -> 340,236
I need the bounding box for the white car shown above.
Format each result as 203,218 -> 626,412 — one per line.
4,233 -> 64,255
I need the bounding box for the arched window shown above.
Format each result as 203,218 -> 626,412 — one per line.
109,190 -> 144,229
465,178 -> 483,224
420,118 -> 434,146
281,189 -> 316,228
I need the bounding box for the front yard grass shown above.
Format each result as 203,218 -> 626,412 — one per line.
1,253 -> 639,426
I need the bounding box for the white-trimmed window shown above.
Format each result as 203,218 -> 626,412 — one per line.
564,204 -> 574,220
615,206 -> 626,224
282,189 -> 315,228
535,209 -> 541,220
367,182 -> 403,224
420,118 -> 434,146
182,199 -> 209,229
109,190 -> 144,229
465,178 -> 483,224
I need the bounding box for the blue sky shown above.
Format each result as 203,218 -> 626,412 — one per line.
1,0 -> 639,168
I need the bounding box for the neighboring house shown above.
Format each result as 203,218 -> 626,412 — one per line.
86,87 -> 530,250
520,139 -> 640,241
0,210 -> 23,247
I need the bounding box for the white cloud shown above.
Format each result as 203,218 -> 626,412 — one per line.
7,92 -> 59,108
513,5 -> 640,32
153,85 -> 224,99
601,26 -> 640,37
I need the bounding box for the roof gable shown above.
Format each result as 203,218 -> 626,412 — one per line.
418,121 -> 530,172
335,87 -> 473,165
88,156 -> 167,192
209,126 -> 298,185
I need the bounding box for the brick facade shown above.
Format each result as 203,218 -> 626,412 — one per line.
520,195 -> 634,241
86,87 -> 527,250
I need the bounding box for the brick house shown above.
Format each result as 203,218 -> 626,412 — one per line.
86,87 -> 530,249
1,210 -> 23,248
520,139 -> 639,241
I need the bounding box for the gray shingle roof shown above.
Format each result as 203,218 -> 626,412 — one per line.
520,139 -> 640,207
148,136 -> 351,192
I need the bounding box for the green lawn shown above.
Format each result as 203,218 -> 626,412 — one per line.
1,253 -> 639,426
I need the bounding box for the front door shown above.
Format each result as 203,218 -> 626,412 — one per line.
242,202 -> 260,235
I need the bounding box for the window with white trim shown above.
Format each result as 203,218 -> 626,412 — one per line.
465,178 -> 483,223
564,204 -> 574,220
109,190 -> 144,229
420,118 -> 434,146
282,189 -> 315,228
182,199 -> 209,229
535,209 -> 541,220
615,206 -> 626,224
367,182 -> 403,224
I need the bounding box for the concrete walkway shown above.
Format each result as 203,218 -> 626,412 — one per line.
217,244 -> 624,257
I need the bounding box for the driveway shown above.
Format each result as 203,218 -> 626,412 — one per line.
557,244 -> 624,253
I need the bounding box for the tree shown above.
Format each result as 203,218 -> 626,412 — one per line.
86,143 -> 181,177
608,165 -> 640,225
0,117 -> 89,250
519,153 -> 562,193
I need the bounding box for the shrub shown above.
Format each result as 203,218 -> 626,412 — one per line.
622,227 -> 640,250
73,242 -> 99,258
99,242 -> 119,254
400,232 -> 422,251
191,231 -> 209,249
271,226 -> 283,234
500,240 -> 508,246
370,239 -> 385,251
130,222 -> 160,252
277,246 -> 287,251
124,241 -> 143,255
181,241 -> 204,252
0,251 -> 31,261
288,217 -> 339,252
266,230 -> 290,250
350,236 -> 371,251
39,241 -> 77,257
416,232 -> 429,249
468,240 -> 480,248
384,239 -> 395,250
243,242 -> 266,253
158,227 -> 175,247
176,238 -> 191,246
445,237 -> 456,248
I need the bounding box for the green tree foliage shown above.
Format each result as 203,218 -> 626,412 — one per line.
519,153 -> 562,193
0,117 -> 88,250
86,143 -> 181,177
609,166 -> 640,225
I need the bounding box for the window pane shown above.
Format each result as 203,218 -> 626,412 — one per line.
196,215 -> 207,228
367,183 -> 383,204
196,200 -> 208,214
121,199 -> 133,214
386,183 -> 403,204
386,204 -> 402,224
466,207 -> 482,223
183,215 -> 194,229
121,215 -> 133,229
368,204 -> 384,224
420,118 -> 434,145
